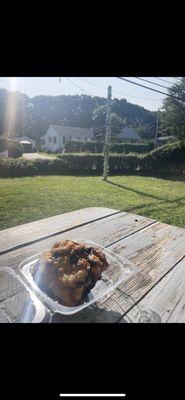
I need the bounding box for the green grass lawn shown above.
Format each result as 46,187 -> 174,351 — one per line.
0,175 -> 185,230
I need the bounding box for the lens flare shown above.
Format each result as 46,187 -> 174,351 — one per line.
3,78 -> 26,137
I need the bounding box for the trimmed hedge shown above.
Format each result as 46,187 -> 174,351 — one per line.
141,140 -> 185,172
0,158 -> 69,178
0,137 -> 7,152
7,140 -> 24,158
0,136 -> 23,158
64,141 -> 103,153
0,140 -> 185,177
64,140 -> 153,154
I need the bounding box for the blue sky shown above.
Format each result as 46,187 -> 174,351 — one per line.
0,77 -> 180,111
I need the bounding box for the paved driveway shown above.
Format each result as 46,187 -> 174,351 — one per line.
23,153 -> 55,160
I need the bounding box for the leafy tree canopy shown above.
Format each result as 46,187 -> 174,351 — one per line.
160,78 -> 185,139
0,90 -> 156,142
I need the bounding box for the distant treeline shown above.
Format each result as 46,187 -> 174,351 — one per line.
0,89 -> 156,141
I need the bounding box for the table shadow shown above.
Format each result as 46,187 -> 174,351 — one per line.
51,306 -> 127,323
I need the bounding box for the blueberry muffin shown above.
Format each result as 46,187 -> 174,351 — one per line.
32,240 -> 109,306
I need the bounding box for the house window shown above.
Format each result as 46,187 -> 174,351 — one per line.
53,136 -> 57,144
48,137 -> 52,143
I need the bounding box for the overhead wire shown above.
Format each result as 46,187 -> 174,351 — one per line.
134,77 -> 169,90
78,77 -> 160,102
117,77 -> 185,102
155,77 -> 179,85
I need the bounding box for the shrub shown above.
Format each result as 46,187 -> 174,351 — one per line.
7,140 -> 24,158
110,142 -> 153,154
0,136 -> 24,158
64,140 -> 153,154
143,140 -> 185,171
0,137 -> 7,152
57,153 -> 140,174
0,140 -> 185,178
0,158 -> 69,178
64,141 -> 103,153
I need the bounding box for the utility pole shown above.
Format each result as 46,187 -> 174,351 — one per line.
154,109 -> 159,148
103,86 -> 112,181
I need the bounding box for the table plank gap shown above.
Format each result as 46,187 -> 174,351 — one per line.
122,257 -> 185,323
52,221 -> 185,323
0,207 -> 121,255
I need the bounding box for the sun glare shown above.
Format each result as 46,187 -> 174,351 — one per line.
3,78 -> 19,136
9,77 -> 17,92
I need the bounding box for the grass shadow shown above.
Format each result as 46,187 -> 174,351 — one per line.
106,179 -> 185,204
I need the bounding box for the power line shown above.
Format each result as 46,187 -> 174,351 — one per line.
134,77 -> 169,90
64,78 -> 104,110
156,77 -> 181,85
78,77 -> 160,102
117,77 -> 185,102
65,77 -> 91,95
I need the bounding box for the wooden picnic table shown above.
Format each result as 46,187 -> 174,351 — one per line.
1,207 -> 185,323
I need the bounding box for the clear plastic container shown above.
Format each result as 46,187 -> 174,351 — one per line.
0,240 -> 137,322
18,240 -> 133,316
0,267 -> 52,323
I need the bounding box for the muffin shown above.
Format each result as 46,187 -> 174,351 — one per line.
32,240 -> 109,306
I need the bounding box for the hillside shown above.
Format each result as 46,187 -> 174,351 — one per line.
0,89 -> 156,141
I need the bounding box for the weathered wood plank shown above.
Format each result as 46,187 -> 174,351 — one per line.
4,210 -> 185,324
52,221 -> 185,323
0,207 -> 119,254
0,212 -> 155,310
121,258 -> 185,323
0,212 -> 155,271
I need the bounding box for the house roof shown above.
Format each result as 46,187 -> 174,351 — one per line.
44,125 -> 93,139
158,136 -> 175,141
117,127 -> 141,141
20,140 -> 32,145
15,136 -> 35,144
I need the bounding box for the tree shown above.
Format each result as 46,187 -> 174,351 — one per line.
160,78 -> 185,139
92,105 -> 125,141
0,89 -> 156,141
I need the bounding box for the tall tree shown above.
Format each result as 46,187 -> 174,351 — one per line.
161,78 -> 185,139
92,105 -> 125,141
0,90 -> 156,141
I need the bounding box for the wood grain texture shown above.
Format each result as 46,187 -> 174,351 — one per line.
0,212 -> 155,271
122,258 -> 185,323
52,221 -> 185,323
2,208 -> 185,323
0,207 -> 119,254
0,212 -> 155,315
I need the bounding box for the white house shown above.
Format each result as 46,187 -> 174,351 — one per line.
41,125 -> 93,151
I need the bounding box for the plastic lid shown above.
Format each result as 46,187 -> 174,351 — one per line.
18,240 -> 134,316
0,267 -> 52,323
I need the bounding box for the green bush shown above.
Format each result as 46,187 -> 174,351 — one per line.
0,137 -> 7,152
0,140 -> 185,178
7,140 -> 24,158
110,142 -> 153,154
0,136 -> 23,158
0,158 -> 69,178
57,153 -> 140,174
142,140 -> 185,171
64,140 -> 153,154
64,141 -> 103,153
